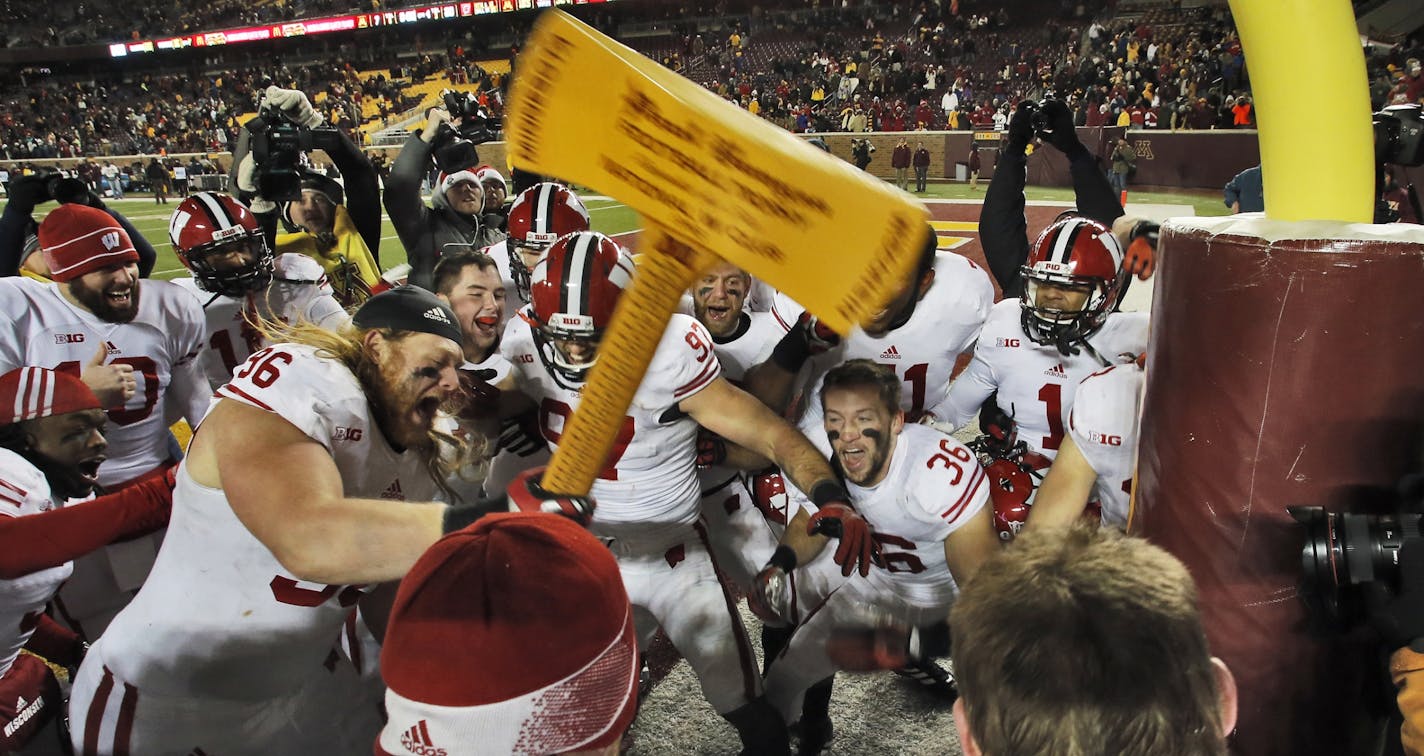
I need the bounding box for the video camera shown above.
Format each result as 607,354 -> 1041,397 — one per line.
431,89 -> 503,174
245,108 -> 341,202
1290,473 -> 1424,634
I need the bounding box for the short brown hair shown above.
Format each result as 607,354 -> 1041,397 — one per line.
432,250 -> 499,297
950,525 -> 1224,756
819,359 -> 900,415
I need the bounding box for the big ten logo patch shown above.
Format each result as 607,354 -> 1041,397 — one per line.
996,337 -> 1020,348
1088,431 -> 1123,446
333,426 -> 363,442
54,333 -> 86,344
517,353 -> 535,363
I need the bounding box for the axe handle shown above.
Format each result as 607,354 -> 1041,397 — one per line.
541,226 -> 708,496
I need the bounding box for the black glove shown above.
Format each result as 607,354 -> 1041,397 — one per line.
1036,99 -> 1081,154
5,174 -> 52,213
1005,100 -> 1039,154
1372,525 -> 1424,649
748,545 -> 798,627
769,310 -> 841,373
977,393 -> 1019,457
50,177 -> 96,206
808,501 -> 880,578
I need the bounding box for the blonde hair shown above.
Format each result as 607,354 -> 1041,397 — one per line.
254,316 -> 485,501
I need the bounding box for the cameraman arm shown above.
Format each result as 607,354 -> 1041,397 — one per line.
0,176 -> 50,276
385,132 -> 437,290
326,128 -> 383,266
1069,142 -> 1124,226
105,208 -> 157,278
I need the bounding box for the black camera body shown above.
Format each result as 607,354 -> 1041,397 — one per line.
1291,474 -> 1424,634
1375,104 -> 1424,169
246,109 -> 341,202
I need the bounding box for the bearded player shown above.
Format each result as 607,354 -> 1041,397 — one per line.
0,204 -> 209,638
752,360 -> 998,741
169,191 -> 349,390
501,231 -> 880,754
67,286 -> 578,755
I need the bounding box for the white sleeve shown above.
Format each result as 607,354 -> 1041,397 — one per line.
166,289 -> 215,425
907,433 -> 989,540
214,346 -> 345,449
656,315 -> 723,405
305,291 -> 351,331
937,348 -> 997,431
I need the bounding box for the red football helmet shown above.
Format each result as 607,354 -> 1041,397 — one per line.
1020,216 -> 1125,352
506,183 -> 591,304
529,231 -> 634,387
973,441 -> 1051,542
169,192 -> 272,297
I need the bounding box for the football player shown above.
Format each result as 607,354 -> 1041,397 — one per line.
753,361 -> 999,737
1028,358 -> 1145,531
0,204 -> 209,637
66,287 -> 578,755
479,183 -> 592,495
0,368 -> 173,752
746,225 -> 995,429
500,231 -> 880,754
169,191 -> 350,391
686,261 -> 786,588
938,216 -> 1148,534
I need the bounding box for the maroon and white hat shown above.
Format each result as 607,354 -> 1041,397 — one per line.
378,512 -> 637,756
474,165 -> 506,189
38,204 -> 138,282
0,367 -> 101,426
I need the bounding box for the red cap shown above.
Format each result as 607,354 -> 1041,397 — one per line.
378,512 -> 637,756
38,204 -> 139,282
0,367 -> 102,425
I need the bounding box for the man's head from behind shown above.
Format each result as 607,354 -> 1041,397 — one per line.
39,204 -> 142,323
379,512 -> 637,756
950,525 -> 1236,756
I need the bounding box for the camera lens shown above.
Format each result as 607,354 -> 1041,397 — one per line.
1290,507 -> 1422,632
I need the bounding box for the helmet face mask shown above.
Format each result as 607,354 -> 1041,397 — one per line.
1018,216 -> 1125,352
528,231 -> 634,389
170,192 -> 274,298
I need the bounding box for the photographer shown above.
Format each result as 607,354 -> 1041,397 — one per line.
0,173 -> 157,278
231,85 -> 383,305
385,107 -> 506,292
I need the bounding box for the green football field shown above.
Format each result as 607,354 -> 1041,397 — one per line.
6,184 -> 1227,280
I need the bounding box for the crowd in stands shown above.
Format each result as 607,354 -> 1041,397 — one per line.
1,0 -> 1422,170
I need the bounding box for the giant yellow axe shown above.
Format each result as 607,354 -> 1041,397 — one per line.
506,10 -> 927,496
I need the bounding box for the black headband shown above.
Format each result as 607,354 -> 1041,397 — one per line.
353,285 -> 464,346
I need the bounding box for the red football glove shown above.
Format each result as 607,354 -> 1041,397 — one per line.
797,311 -> 841,354
695,428 -> 726,470
506,467 -> 595,527
807,502 -> 880,577
1124,221 -> 1159,280
748,564 -> 794,627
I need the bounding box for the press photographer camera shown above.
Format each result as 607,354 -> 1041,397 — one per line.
1372,104 -> 1423,224
0,170 -> 156,278
384,102 -> 507,292
1291,474 -> 1424,754
230,85 -> 384,305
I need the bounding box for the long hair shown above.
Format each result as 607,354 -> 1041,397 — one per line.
253,316 -> 485,501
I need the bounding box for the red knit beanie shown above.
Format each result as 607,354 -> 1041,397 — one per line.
378,512 -> 637,756
38,204 -> 139,282
0,367 -> 102,425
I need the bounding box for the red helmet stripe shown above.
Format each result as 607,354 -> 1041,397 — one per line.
193,191 -> 239,231
534,182 -> 556,236
560,232 -> 596,317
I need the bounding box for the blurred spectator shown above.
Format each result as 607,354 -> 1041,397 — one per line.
913,140 -> 930,192
891,136 -> 910,190
1223,164 -> 1263,214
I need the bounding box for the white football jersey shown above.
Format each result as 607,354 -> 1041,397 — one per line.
0,448 -> 72,678
96,343 -> 442,700
697,310 -> 781,491
940,299 -> 1148,459
0,277 -> 206,486
173,253 -> 349,391
1068,362 -> 1145,529
845,424 -> 988,612
503,313 -> 721,546
774,252 -> 995,425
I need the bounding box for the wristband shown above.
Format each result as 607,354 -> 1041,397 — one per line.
767,544 -> 798,573
442,498 -> 497,534
769,328 -> 812,373
809,479 -> 851,508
